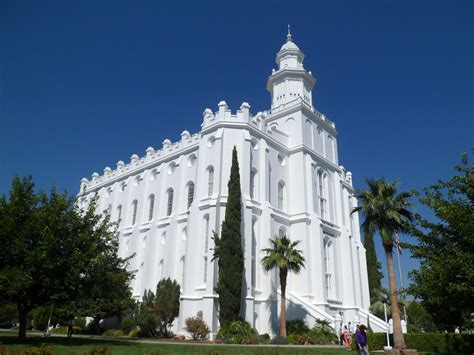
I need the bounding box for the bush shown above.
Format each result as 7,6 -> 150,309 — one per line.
306,326 -> 337,345
120,319 -> 136,334
128,329 -> 139,338
270,335 -> 289,344
217,320 -> 256,344
51,326 -> 68,334
364,332 -> 474,354
185,316 -> 210,341
74,317 -> 87,331
286,319 -> 309,335
113,329 -> 124,337
103,329 -> 116,336
31,306 -> 53,331
287,332 -> 308,345
258,333 -> 270,344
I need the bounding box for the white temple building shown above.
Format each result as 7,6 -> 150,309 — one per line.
78,30 -> 386,336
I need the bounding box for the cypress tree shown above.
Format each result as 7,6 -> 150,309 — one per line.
213,146 -> 244,327
364,232 -> 383,301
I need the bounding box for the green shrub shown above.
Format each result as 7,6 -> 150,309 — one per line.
365,332 -> 474,354
287,332 -> 307,345
51,326 -> 68,334
120,319 -> 136,334
103,329 -> 116,337
217,320 -> 256,344
128,329 -> 139,338
113,329 -> 124,337
74,317 -> 87,331
306,326 -> 337,345
270,335 -> 289,344
258,333 -> 270,344
185,316 -> 210,341
31,306 -> 53,331
286,319 -> 309,335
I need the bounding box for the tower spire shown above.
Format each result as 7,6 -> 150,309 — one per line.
287,24 -> 292,41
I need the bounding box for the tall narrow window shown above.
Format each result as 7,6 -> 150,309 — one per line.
117,205 -> 122,225
318,171 -> 328,219
250,169 -> 257,199
203,215 -> 210,284
324,239 -> 332,299
148,194 -> 155,221
208,167 -> 214,196
251,218 -> 257,288
159,259 -> 164,279
187,182 -> 195,208
180,256 -> 185,288
131,200 -> 138,225
277,181 -> 285,210
167,189 -> 174,216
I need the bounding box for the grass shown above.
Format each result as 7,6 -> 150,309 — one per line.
0,331 -> 357,355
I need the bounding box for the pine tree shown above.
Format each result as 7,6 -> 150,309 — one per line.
364,232 -> 383,301
213,146 -> 244,327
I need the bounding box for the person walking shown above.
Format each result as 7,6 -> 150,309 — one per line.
338,322 -> 344,346
356,324 -> 369,355
67,318 -> 74,338
348,321 -> 354,345
343,325 -> 351,350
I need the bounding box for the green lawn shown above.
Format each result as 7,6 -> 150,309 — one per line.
0,331 -> 356,355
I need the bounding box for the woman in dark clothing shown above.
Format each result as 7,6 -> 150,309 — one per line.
356,324 -> 369,355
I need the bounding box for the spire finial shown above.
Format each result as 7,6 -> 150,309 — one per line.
287,24 -> 292,41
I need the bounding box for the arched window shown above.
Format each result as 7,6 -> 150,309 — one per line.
250,169 -> 257,199
277,181 -> 285,210
131,200 -> 138,225
159,259 -> 164,279
148,194 -> 155,221
167,189 -> 174,216
318,171 -> 328,219
208,167 -> 214,196
117,205 -> 122,225
279,226 -> 287,237
251,217 -> 257,288
323,238 -> 335,299
187,182 -> 195,208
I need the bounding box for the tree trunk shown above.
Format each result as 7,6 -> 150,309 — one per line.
279,268 -> 287,338
17,303 -> 29,341
386,249 -> 406,349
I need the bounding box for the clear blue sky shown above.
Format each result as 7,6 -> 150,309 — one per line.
1,1 -> 472,291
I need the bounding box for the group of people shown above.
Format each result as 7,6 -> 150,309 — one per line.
337,321 -> 369,354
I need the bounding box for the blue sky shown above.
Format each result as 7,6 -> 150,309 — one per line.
1,0 -> 472,291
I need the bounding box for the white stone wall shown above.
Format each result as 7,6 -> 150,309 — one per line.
78,34 -> 381,336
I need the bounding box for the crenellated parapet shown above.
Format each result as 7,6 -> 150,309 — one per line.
201,101 -> 255,129
79,99 -> 337,195
79,131 -> 201,194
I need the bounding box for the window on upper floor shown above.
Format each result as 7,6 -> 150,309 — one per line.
117,205 -> 122,225
148,194 -> 155,221
318,171 -> 328,220
208,167 -> 214,196
277,181 -> 285,210
187,182 -> 195,208
250,169 -> 257,199
131,200 -> 138,225
167,189 -> 174,216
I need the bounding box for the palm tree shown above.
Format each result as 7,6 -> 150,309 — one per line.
352,178 -> 413,350
261,235 -> 305,337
